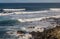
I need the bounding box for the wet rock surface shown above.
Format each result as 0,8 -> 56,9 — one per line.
30,26 -> 60,39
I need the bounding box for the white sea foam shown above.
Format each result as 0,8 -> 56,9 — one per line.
14,10 -> 48,14
0,13 -> 13,16
0,10 -> 48,16
0,8 -> 60,16
18,17 -> 46,22
17,15 -> 60,22
3,9 -> 26,12
50,8 -> 60,11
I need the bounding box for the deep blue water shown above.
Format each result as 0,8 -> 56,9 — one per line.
0,3 -> 60,11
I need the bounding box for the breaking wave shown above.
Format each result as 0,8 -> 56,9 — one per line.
0,8 -> 60,16
17,15 -> 60,22
0,10 -> 48,16
0,8 -> 60,26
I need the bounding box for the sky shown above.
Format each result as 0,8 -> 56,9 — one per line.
0,0 -> 60,3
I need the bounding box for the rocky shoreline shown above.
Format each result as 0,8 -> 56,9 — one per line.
30,26 -> 60,39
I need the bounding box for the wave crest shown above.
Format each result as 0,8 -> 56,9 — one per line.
17,15 -> 60,22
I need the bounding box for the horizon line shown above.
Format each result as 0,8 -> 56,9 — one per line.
0,2 -> 60,3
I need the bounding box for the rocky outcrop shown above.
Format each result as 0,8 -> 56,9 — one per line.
30,26 -> 60,39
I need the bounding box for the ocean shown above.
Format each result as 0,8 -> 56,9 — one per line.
0,3 -> 60,11
0,3 -> 60,39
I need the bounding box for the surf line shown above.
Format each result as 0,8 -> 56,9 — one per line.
18,15 -> 60,22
